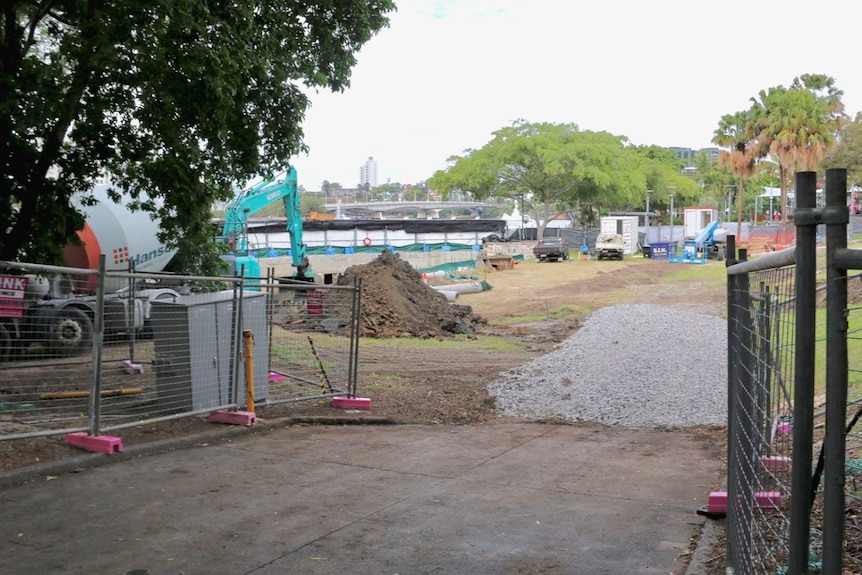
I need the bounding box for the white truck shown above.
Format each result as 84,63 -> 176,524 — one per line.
595,233 -> 625,260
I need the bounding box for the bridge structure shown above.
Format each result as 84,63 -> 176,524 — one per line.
322,200 -> 489,219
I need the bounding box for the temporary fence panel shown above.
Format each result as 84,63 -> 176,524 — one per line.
0,261 -> 103,440
724,169 -> 862,574
261,274 -> 361,404
1,262 -> 361,443
726,249 -> 797,574
84,272 -> 247,435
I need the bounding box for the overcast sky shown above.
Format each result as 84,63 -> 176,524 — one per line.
288,0 -> 862,190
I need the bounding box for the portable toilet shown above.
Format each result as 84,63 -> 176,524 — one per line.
600,216 -> 638,254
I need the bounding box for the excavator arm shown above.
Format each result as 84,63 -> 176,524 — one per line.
221,167 -> 312,280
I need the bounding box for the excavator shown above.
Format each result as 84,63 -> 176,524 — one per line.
220,166 -> 313,283
0,168 -> 313,359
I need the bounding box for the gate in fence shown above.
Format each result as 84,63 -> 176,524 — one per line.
0,261 -> 361,444
725,169 -> 862,573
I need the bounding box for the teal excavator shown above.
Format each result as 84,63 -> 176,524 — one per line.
220,166 -> 313,283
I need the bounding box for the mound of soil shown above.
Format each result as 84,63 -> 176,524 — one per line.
337,250 -> 483,338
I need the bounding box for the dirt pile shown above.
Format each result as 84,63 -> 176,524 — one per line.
337,250 -> 482,338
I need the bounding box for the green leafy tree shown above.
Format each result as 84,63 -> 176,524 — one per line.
428,120 -> 644,240
300,194 -> 327,217
823,112 -> 862,188
375,182 -> 403,201
1,1 -> 395,270
689,152 -> 735,211
628,145 -> 700,223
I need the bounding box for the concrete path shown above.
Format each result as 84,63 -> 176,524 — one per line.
0,423 -> 722,575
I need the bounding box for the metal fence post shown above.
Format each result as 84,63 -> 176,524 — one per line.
244,329 -> 255,414
127,259 -> 136,363
729,240 -> 755,569
789,171 -> 818,574
89,254 -> 107,437
349,277 -> 362,398
822,168 -> 849,573
230,272 -> 245,409
726,235 -> 740,570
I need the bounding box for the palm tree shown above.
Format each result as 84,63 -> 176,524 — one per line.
750,75 -> 845,223
713,111 -> 758,236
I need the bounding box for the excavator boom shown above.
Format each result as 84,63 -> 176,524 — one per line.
221,166 -> 312,281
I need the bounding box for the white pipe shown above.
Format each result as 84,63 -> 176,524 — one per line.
435,290 -> 459,301
437,281 -> 484,294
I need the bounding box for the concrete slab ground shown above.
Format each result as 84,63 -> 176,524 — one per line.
0,423 -> 723,575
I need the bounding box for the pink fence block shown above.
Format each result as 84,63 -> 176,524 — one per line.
208,410 -> 256,425
331,396 -> 372,410
760,455 -> 792,470
707,491 -> 782,513
64,432 -> 123,454
755,491 -> 782,509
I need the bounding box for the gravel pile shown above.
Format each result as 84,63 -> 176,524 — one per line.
488,304 -> 728,428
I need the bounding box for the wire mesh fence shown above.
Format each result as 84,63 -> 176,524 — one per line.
0,260 -> 361,442
261,276 -> 360,405
0,261 -> 104,439
724,169 -> 862,574
727,257 -> 797,574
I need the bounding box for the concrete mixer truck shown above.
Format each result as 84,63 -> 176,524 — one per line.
0,185 -> 180,360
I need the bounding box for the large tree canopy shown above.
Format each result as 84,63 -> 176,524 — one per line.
748,73 -> 845,222
1,1 -> 395,269
823,112 -> 862,188
428,120 -> 696,239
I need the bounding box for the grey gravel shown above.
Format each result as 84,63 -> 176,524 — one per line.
488,304 -> 728,428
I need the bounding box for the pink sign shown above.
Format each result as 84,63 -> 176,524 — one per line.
0,275 -> 28,319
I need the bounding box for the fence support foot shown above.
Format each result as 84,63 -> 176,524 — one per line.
760,455 -> 792,470
208,410 -> 257,425
64,432 -> 123,454
705,490 -> 783,515
122,360 -> 144,374
332,396 -> 372,410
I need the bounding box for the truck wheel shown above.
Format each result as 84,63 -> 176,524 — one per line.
0,323 -> 10,363
48,308 -> 93,356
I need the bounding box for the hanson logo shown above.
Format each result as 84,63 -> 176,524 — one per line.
129,246 -> 174,268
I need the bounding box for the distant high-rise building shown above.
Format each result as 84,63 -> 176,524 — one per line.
359,156 -> 378,188
672,147 -> 720,166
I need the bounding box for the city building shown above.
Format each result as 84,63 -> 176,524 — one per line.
359,156 -> 378,188
672,147 -> 720,166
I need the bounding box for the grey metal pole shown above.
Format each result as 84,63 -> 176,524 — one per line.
89,254 -> 107,437
733,240 -> 756,569
822,168 -> 849,573
646,190 -> 652,243
725,234 -> 742,570
669,194 -> 674,240
788,171 -> 818,575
